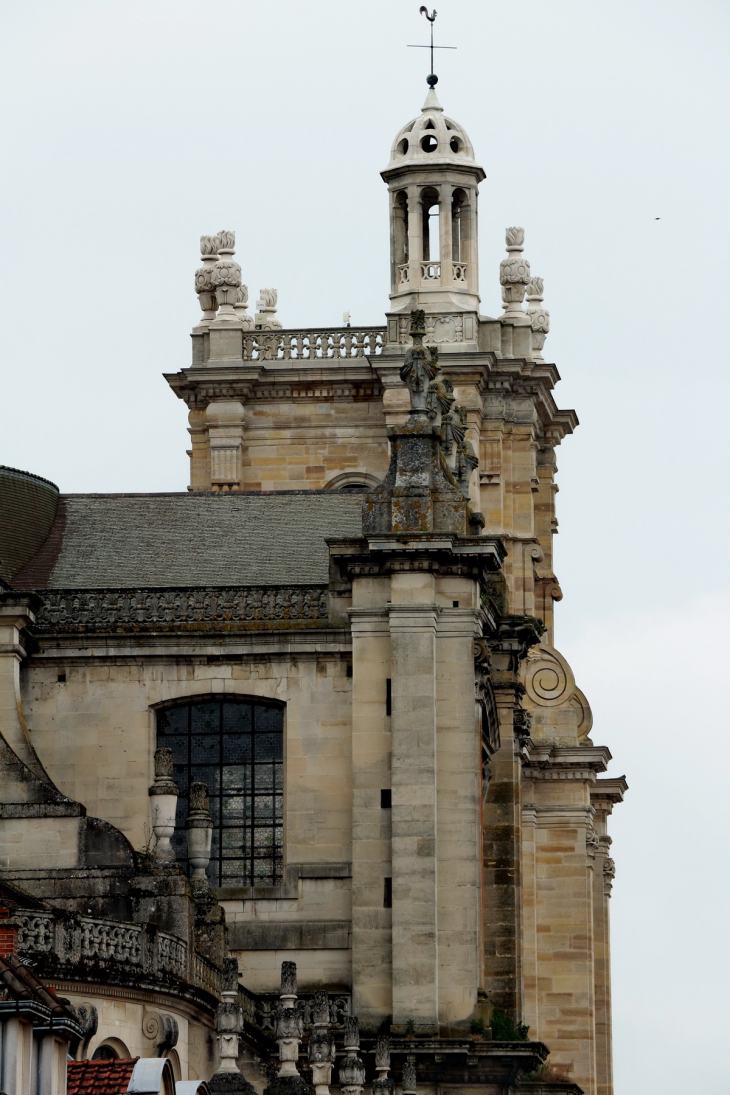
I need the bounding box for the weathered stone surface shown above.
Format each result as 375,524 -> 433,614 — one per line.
208,1071 -> 257,1095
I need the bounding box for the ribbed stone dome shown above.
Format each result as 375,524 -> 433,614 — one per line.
385,88 -> 478,172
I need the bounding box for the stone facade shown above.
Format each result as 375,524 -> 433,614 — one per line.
0,79 -> 623,1095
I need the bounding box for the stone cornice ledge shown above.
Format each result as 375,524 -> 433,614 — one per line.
523,743 -> 611,778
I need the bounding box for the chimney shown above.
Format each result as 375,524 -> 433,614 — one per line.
0,908 -> 19,957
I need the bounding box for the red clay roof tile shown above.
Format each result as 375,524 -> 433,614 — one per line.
67,1058 -> 139,1095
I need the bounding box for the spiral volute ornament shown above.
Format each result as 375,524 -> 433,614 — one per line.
523,644 -> 575,708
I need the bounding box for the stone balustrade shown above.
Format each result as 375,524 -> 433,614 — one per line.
14,911 -> 211,995
33,586 -> 331,633
241,990 -> 351,1033
241,327 -> 385,361
421,261 -> 441,280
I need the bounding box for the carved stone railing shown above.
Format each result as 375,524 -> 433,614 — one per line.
33,586 -> 330,633
242,327 -> 385,361
452,261 -> 468,282
80,919 -> 142,965
193,952 -> 222,998
421,261 -> 441,280
14,911 -> 213,996
397,263 -> 410,285
245,991 -> 351,1033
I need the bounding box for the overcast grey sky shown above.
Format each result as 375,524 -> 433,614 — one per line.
2,1 -> 729,1090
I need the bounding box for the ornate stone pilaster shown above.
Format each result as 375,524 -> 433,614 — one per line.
308,991 -> 335,1095
525,276 -> 550,362
483,615 -> 544,1020
499,227 -> 531,325
338,1017 -> 365,1095
148,748 -> 179,864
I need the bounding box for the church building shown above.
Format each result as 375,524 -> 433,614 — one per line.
0,76 -> 625,1095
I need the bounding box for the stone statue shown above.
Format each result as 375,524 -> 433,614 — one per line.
400,310 -> 440,414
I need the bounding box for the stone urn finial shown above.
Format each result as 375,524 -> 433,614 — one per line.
194,233 -> 221,326
402,1058 -> 417,1095
339,1017 -> 365,1095
308,991 -> 335,1095
371,1037 -> 394,1095
148,748 -> 179,863
234,283 -> 255,331
210,230 -> 243,325
255,288 -> 282,331
274,961 -> 304,1080
213,957 -> 244,1074
186,781 -> 213,879
525,276 -> 550,362
499,226 -> 531,324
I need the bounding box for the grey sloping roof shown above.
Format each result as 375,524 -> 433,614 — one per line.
12,492 -> 363,589
0,466 -> 59,583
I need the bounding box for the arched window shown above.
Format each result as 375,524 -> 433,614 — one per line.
156,697 -> 284,887
452,188 -> 467,262
421,186 -> 440,263
394,190 -> 409,265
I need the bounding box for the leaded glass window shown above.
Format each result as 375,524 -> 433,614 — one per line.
156,698 -> 284,886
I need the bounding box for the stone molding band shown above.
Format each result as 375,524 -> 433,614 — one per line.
32,586 -> 330,632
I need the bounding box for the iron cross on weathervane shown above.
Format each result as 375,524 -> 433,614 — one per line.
408,7 -> 456,88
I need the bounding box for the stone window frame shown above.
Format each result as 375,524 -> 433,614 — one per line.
154,693 -> 285,888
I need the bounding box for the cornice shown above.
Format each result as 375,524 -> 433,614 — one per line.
591,775 -> 629,809
523,743 -> 611,776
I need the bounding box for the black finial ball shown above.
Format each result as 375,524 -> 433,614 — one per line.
427,73 -> 438,88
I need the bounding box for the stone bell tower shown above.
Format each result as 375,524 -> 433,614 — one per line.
382,87 -> 484,350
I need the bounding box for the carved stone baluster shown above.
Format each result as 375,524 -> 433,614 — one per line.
308,991 -> 335,1095
338,1016 -> 365,1095
499,227 -> 531,324
148,748 -> 179,863
525,276 -> 550,362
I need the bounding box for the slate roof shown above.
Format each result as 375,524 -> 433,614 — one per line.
67,1058 -> 139,1095
10,491 -> 364,590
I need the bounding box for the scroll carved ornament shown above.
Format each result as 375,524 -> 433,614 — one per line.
523,644 -> 575,708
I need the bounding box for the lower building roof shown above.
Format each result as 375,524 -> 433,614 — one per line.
10,491 -> 363,590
